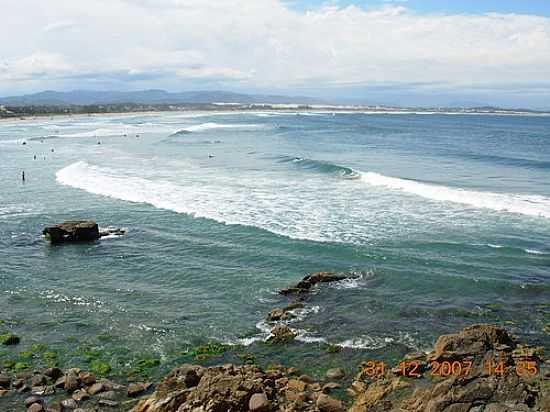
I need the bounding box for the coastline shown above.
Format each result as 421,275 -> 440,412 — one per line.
1,270 -> 549,411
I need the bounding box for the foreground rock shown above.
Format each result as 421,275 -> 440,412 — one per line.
349,324 -> 549,411
43,221 -> 100,244
131,363 -> 341,412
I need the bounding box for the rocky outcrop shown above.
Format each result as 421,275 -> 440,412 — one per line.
349,324 -> 549,412
280,272 -> 349,296
42,221 -> 126,244
131,363 -> 343,412
43,221 -> 100,244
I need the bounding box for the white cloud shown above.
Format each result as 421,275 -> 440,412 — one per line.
0,0 -> 549,98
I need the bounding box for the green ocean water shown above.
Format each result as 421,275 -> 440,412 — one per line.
1,111 -> 549,384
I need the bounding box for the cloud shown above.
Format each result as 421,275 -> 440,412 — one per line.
1,0 -> 550,104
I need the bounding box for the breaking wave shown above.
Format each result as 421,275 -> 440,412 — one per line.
360,171 -> 550,219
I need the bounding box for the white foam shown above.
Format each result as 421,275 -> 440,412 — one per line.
180,122 -> 264,133
525,249 -> 548,255
360,171 -> 550,219
487,244 -> 504,249
337,335 -> 394,350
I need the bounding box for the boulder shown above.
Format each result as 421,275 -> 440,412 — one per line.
268,325 -> 297,343
43,221 -> 100,244
325,368 -> 345,380
249,393 -> 271,411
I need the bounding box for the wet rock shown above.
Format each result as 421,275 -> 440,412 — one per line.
32,386 -> 55,396
128,382 -> 147,397
0,374 -> 11,389
43,221 -> 100,244
31,374 -> 47,387
27,403 -> 45,412
54,376 -> 65,389
14,378 -> 25,388
299,374 -> 315,384
268,324 -> 296,343
0,332 -> 20,345
322,382 -> 341,393
280,272 -> 348,295
0,389 -> 9,397
266,307 -> 295,321
98,399 -> 119,407
78,372 -> 96,386
24,395 -> 42,407
249,393 -> 271,411
72,389 -> 89,402
325,368 -> 345,380
44,368 -> 63,380
87,382 -> 104,395
45,402 -> 63,412
64,371 -> 80,392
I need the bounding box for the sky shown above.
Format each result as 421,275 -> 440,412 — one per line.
1,0 -> 550,108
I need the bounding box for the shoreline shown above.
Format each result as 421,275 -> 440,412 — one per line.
2,106 -> 550,125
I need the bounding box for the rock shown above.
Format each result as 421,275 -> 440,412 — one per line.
24,395 -> 43,407
128,382 -> 147,397
31,374 -> 47,387
45,402 -> 63,412
316,393 -> 346,412
322,383 -> 341,393
299,374 -> 315,384
72,389 -> 89,402
0,374 -> 11,389
32,386 -> 55,396
78,372 -> 96,386
61,398 -> 78,409
97,390 -> 117,400
268,325 -> 296,343
280,272 -> 348,295
64,371 -> 80,392
98,399 -> 119,407
0,389 -> 8,397
350,324 -> 547,412
44,368 -> 63,380
14,378 -> 25,388
429,323 -> 516,362
87,382 -> 104,395
325,368 -> 345,380
54,376 -> 65,389
0,332 -> 20,345
27,403 -> 45,412
266,307 -> 295,321
43,221 -> 100,244
249,393 -> 271,411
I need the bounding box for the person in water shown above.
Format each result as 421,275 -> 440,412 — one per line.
22,171 -> 25,182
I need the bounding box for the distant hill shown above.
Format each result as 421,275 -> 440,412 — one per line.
0,89 -> 324,106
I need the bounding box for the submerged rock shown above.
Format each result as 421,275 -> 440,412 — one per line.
43,221 -> 100,244
279,271 -> 349,295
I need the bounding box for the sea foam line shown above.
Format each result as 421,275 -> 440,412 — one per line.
360,171 -> 550,219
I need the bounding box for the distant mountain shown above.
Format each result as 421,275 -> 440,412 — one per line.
0,89 -> 324,106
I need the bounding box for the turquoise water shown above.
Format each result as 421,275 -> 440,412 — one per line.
1,111 -> 549,378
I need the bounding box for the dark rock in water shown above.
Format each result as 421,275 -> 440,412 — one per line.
44,367 -> 63,380
280,271 -> 348,295
43,221 -> 100,244
268,325 -> 297,343
24,395 -> 42,407
0,332 -> 20,345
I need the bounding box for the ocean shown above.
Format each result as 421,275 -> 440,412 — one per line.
1,110 -> 549,380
